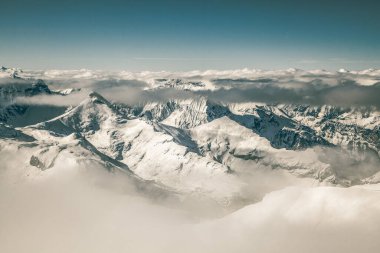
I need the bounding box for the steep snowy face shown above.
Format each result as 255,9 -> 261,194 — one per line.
114,119 -> 243,202
190,116 -> 380,185
0,128 -> 174,202
227,105 -> 330,149
278,104 -> 380,155
32,92 -> 244,202
134,97 -> 229,129
135,98 -> 380,154
158,97 -> 230,128
137,98 -> 380,179
58,92 -> 117,133
37,92 -> 126,160
190,117 -> 333,181
116,97 -> 230,128
134,98 -> 380,186
142,99 -> 329,150
140,100 -> 180,122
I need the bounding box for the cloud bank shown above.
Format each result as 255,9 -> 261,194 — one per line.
2,68 -> 380,108
18,79 -> 380,109
1,146 -> 380,253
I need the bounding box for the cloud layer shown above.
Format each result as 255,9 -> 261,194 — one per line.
1,154 -> 380,253
1,145 -> 380,253
2,68 -> 380,108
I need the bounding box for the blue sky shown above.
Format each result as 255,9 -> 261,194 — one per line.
1,0 -> 379,70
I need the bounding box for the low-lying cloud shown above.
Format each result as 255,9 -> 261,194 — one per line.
92,78 -> 380,108
2,70 -> 380,108
198,80 -> 380,108
68,77 -> 380,108
1,145 -> 380,253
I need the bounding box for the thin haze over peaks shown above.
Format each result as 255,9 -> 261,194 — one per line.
0,0 -> 380,70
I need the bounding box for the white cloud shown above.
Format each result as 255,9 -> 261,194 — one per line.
1,146 -> 380,253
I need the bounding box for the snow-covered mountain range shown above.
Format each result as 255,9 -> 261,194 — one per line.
1,67 -> 380,205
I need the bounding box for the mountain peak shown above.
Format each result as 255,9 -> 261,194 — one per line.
88,92 -> 110,105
